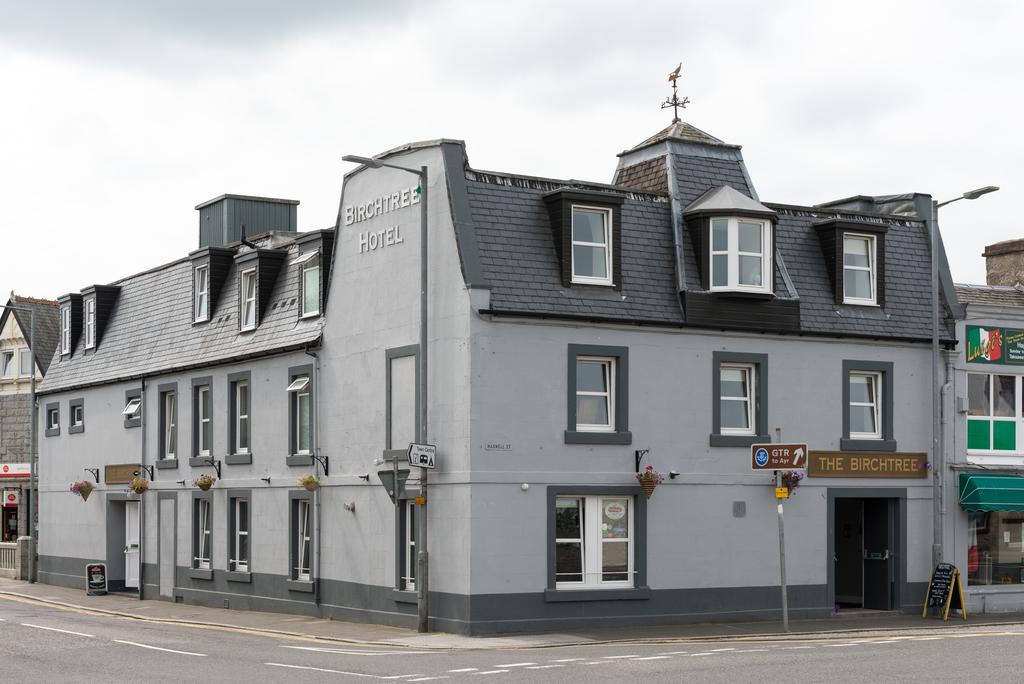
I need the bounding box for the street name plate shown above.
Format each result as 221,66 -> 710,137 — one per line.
408,443 -> 436,469
751,443 -> 808,470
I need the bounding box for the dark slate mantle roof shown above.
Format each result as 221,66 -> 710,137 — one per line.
0,295 -> 60,375
39,231 -> 329,395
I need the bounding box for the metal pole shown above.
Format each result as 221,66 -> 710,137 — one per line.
29,307 -> 37,583
416,166 -> 429,633
776,472 -> 789,632
930,199 -> 942,568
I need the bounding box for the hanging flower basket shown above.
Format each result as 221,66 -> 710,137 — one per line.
193,475 -> 216,491
298,475 -> 320,492
635,465 -> 664,499
130,477 -> 149,495
70,480 -> 95,501
774,470 -> 805,496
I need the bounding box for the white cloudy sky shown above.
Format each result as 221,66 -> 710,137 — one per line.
1,0 -> 1020,301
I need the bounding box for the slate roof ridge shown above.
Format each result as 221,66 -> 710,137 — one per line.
466,167 -> 669,202
10,294 -> 58,307
764,201 -> 925,225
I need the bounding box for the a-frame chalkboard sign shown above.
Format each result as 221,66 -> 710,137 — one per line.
922,562 -> 967,620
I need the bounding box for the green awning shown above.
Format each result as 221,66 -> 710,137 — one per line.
959,473 -> 1024,511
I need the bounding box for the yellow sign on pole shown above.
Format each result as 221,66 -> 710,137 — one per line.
775,487 -> 789,499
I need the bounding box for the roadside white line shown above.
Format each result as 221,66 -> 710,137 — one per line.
526,665 -> 564,669
22,623 -> 94,638
408,678 -> 449,682
780,646 -> 815,650
495,662 -> 535,667
633,655 -> 672,661
473,670 -> 509,676
913,637 -> 943,641
379,676 -> 426,681
114,640 -> 206,657
824,643 -> 860,648
711,648 -> 735,652
584,661 -> 614,665
658,651 -> 690,655
733,649 -> 770,653
266,662 -> 378,678
602,654 -> 640,659
281,645 -> 425,656
689,652 -> 715,657
448,668 -> 478,673
871,640 -> 898,644
550,658 -> 583,663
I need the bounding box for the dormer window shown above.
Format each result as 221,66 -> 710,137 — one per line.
60,305 -> 71,355
843,234 -> 876,305
240,268 -> 257,330
84,298 -> 96,349
571,206 -> 613,286
194,265 -> 210,322
301,255 -> 320,317
709,217 -> 771,293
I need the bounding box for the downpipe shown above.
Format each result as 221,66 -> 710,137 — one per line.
305,346 -> 322,610
138,377 -> 147,600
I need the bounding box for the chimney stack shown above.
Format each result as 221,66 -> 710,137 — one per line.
983,239 -> 1024,287
195,194 -> 299,248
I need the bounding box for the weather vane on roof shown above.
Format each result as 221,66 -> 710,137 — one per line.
661,62 -> 690,124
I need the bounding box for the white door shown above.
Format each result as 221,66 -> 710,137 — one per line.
125,501 -> 140,589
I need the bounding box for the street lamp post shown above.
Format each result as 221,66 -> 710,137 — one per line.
1,301 -> 37,582
342,154 -> 430,633
930,185 -> 999,568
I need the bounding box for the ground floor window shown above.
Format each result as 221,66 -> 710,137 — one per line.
230,497 -> 249,573
968,510 -> 1024,585
292,498 -> 312,581
555,495 -> 633,589
193,499 -> 211,570
402,500 -> 417,591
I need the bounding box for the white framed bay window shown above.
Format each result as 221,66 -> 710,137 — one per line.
709,217 -> 771,293
555,496 -> 633,589
571,205 -> 613,286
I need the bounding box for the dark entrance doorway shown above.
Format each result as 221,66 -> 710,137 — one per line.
1,505 -> 18,542
834,497 -> 896,610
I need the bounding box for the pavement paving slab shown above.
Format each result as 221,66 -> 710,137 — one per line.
4,577 -> 1024,650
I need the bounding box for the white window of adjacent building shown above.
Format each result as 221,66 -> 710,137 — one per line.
240,268 -> 257,330
194,265 -> 210,322
843,234 -> 876,305
71,404 -> 84,428
196,385 -> 211,456
122,396 -> 142,419
289,375 -> 311,455
849,372 -> 882,439
709,217 -> 771,293
967,373 -> 1020,453
18,348 -> 32,377
162,392 -> 177,459
403,500 -> 417,591
84,298 -> 96,349
235,380 -> 250,454
571,206 -> 613,286
302,256 -> 320,317
719,363 -> 755,435
555,496 -> 633,589
60,305 -> 71,354
1,351 -> 13,379
231,498 -> 249,573
295,499 -> 312,581
194,499 -> 211,569
575,357 -> 614,432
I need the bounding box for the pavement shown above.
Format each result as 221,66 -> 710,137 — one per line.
3,576 -> 1024,650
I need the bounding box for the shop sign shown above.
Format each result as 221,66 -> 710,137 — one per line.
0,463 -> 30,478
86,563 -> 107,596
105,464 -> 142,485
3,489 -> 18,507
604,501 -> 627,520
807,451 -> 928,478
966,325 -> 1024,365
751,443 -> 807,470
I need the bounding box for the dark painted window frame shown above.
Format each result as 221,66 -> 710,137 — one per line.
287,490 -> 315,592
298,248 -> 323,319
68,397 -> 85,434
123,388 -> 142,429
226,370 -> 252,465
44,402 -> 60,437
841,359 -> 897,452
190,376 -> 213,466
565,344 -> 631,445
237,264 -> 259,332
286,364 -> 314,466
544,485 -> 650,602
192,261 -> 211,325
385,345 -> 420,461
393,489 -> 420,601
710,351 -> 769,447
813,220 -> 887,309
542,188 -> 625,291
226,488 -> 252,583
156,382 -> 178,469
190,490 -> 213,580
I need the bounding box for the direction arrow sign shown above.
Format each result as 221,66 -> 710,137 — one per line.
408,443 -> 437,469
751,443 -> 808,470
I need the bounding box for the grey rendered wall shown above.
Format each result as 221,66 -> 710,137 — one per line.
319,144 -> 475,598
467,317 -> 936,609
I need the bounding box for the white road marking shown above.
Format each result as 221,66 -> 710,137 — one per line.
602,654 -> 640,659
526,665 -> 564,670
408,678 -> 449,682
448,668 -> 478,673
473,670 -> 509,676
871,640 -> 898,644
633,655 -> 672,661
780,646 -> 815,650
689,652 -> 716,657
658,651 -> 690,655
281,645 -> 425,656
550,658 -> 584,663
913,637 -> 943,641
22,623 -> 94,638
584,661 -> 614,665
711,648 -> 735,652
733,649 -> 771,653
115,640 -> 205,656
266,663 -> 378,678
824,643 -> 860,648
495,662 -> 535,667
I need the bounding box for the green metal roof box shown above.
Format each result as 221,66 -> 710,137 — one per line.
959,473 -> 1024,511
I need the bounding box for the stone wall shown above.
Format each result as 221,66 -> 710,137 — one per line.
984,239 -> 1024,286
0,394 -> 31,463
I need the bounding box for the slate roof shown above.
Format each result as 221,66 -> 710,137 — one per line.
1,295 -> 60,375
39,231 -> 327,395
462,131 -> 952,342
955,283 -> 1024,307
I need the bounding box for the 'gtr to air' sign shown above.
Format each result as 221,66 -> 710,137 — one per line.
966,325 -> 1024,365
